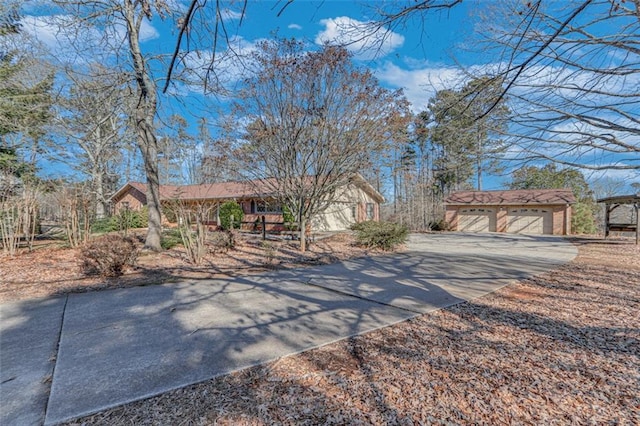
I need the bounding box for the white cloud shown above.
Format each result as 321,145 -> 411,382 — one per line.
220,8 -> 243,21
288,23 -> 302,30
139,19 -> 160,42
19,14 -> 106,63
20,15 -> 69,50
177,36 -> 265,95
21,13 -> 159,60
374,61 -> 464,112
315,16 -> 404,60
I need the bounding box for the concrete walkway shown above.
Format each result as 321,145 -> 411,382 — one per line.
0,233 -> 577,425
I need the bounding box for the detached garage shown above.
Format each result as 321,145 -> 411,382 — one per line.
444,189 -> 575,235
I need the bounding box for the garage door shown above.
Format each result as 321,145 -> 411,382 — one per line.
506,208 -> 553,234
458,208 -> 496,232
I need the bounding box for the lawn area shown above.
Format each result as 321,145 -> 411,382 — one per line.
63,237 -> 639,425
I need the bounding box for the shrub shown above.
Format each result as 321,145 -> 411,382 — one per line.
428,219 -> 451,232
572,201 -> 597,234
209,229 -> 236,252
282,205 -> 297,230
350,220 -> 408,251
116,206 -> 148,231
219,201 -> 243,230
161,228 -> 183,250
80,234 -> 138,277
260,240 -> 278,267
162,205 -> 178,224
91,217 -> 114,234
91,207 -> 149,234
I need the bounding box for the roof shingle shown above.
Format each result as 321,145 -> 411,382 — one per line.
445,189 -> 576,205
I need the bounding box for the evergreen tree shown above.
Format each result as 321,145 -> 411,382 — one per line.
509,164 -> 597,234
428,76 -> 508,193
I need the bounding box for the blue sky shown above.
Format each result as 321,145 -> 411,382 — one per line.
16,0 -> 640,192
22,0 -> 480,112
185,0 -> 479,112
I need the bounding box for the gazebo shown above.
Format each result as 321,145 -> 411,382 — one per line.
597,194 -> 640,245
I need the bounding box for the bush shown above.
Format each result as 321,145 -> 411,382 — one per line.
80,234 -> 138,277
572,201 -> 597,234
209,229 -> 236,252
90,207 -> 149,234
350,220 -> 408,251
219,201 -> 243,230
161,228 -> 183,250
282,205 -> 297,230
428,219 -> 451,232
91,217 -> 114,234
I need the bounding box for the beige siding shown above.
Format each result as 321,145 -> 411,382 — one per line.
312,184 -> 379,231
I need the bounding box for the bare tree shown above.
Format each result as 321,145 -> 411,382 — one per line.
163,198 -> 214,265
0,181 -> 39,255
230,40 -> 410,251
163,0 -> 253,94
54,0 -> 173,251
52,65 -> 132,219
368,0 -> 639,174
485,1 -> 638,173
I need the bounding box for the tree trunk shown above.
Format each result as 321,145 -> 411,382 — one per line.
124,0 -> 162,251
299,215 -> 306,253
139,119 -> 162,251
93,170 -> 106,219
476,131 -> 483,191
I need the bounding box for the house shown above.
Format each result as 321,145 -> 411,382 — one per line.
444,189 -> 575,235
109,176 -> 384,232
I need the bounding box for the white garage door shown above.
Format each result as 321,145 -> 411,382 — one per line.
506,208 -> 553,234
458,208 -> 496,232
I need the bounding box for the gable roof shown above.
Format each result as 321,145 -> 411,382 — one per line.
445,189 -> 576,205
111,175 -> 384,204
111,180 -> 274,203
597,194 -> 640,205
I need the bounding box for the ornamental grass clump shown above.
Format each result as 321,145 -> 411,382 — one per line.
80,234 -> 139,277
350,220 -> 408,251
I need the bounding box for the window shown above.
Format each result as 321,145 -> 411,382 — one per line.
366,203 -> 375,220
255,201 -> 283,214
351,205 -> 356,219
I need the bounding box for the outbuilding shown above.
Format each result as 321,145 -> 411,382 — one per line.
597,194 -> 639,245
444,189 -> 575,235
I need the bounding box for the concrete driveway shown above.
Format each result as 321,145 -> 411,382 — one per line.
0,233 -> 576,425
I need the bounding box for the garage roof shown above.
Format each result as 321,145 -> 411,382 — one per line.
445,189 -> 575,205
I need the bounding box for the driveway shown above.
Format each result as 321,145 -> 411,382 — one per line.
0,233 -> 576,425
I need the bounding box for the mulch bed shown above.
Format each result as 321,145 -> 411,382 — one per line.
0,232 -> 376,303
62,237 -> 639,425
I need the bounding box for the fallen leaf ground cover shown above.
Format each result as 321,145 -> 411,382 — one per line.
61,237 -> 639,425
0,231 -> 373,303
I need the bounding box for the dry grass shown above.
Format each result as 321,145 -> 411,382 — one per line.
61,237 -> 639,425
